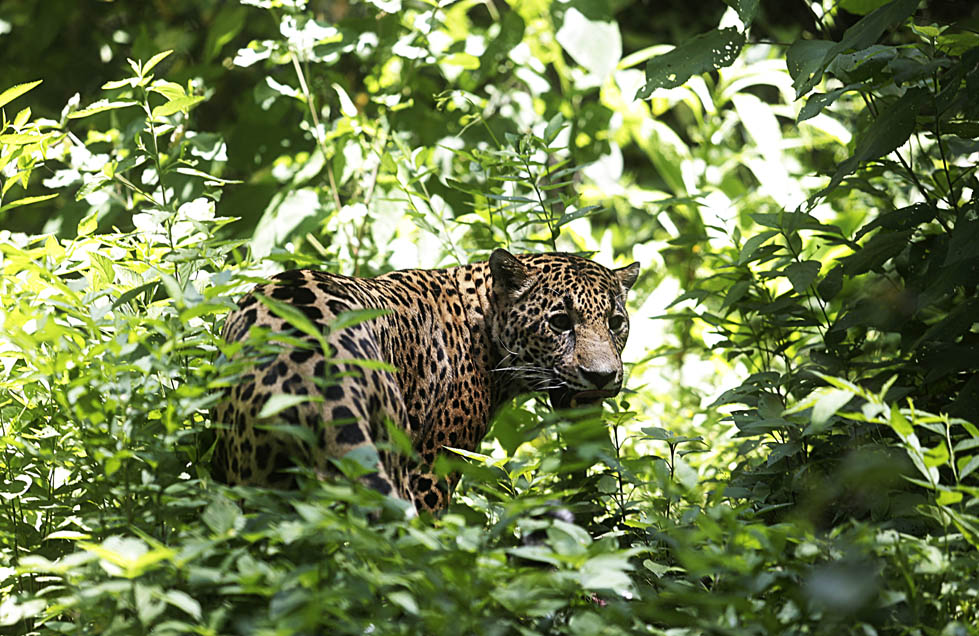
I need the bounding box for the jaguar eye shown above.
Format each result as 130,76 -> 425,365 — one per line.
548,313 -> 573,332
609,315 -> 625,331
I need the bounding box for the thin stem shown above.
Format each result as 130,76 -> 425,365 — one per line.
290,53 -> 343,215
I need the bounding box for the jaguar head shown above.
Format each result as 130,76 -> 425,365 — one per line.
489,249 -> 640,409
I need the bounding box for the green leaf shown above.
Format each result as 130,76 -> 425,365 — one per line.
798,84 -> 861,122
330,308 -> 391,331
579,554 -> 634,594
440,53 -> 480,70
958,455 -> 979,481
149,80 -> 187,102
555,205 -> 601,228
817,265 -> 843,301
723,0 -> 759,26
333,83 -> 358,118
787,0 -> 920,98
636,28 -> 746,98
342,357 -> 398,373
855,202 -> 935,239
0,193 -> 57,214
101,78 -> 137,90
67,99 -> 140,119
74,174 -> 111,202
0,80 -> 42,111
141,50 -> 174,77
201,497 -> 240,535
784,260 -> 821,293
174,166 -> 243,185
819,87 -> 927,197
841,0 -> 895,15
164,589 -> 202,620
258,393 -> 319,419
786,39 -> 835,98
944,219 -> 979,267
923,441 -> 950,468
811,389 -> 852,429
77,212 -> 99,237
721,279 -> 750,309
44,530 -> 90,541
888,407 -> 913,438
151,95 -> 205,119
547,520 -> 592,554
255,293 -> 325,345
841,230 -> 912,275
737,230 -> 778,265
936,489 -> 963,505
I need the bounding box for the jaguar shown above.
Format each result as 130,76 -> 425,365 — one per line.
211,249 -> 639,514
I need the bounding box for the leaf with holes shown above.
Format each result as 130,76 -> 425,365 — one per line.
636,28 -> 746,98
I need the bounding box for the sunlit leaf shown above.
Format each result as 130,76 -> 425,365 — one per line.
66,99 -> 139,119
0,80 -> 42,111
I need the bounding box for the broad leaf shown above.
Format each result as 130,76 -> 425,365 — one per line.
636,28 -> 746,98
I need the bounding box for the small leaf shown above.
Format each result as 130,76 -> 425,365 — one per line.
888,407 -> 913,438
0,80 -> 42,111
174,166 -> 243,185
44,530 -> 90,541
923,442 -> 950,469
842,230 -> 912,275
786,39 -> 835,98
330,308 -> 391,331
811,389 -> 852,429
202,497 -> 240,535
66,99 -> 139,119
936,489 -> 963,505
737,230 -> 778,265
332,83 -> 358,118
721,279 -> 750,309
258,393 -> 318,419
149,80 -> 187,101
141,50 -> 174,77
102,78 -> 137,90
151,95 -> 205,119
785,260 -> 821,293
817,265 -> 843,301
0,193 -> 58,214
164,589 -> 202,620
77,212 -> 98,237
440,53 -> 480,70
958,455 -> 979,481
555,205 -> 600,228
798,84 -> 861,122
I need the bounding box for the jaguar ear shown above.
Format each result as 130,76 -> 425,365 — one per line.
489,248 -> 531,296
614,262 -> 640,291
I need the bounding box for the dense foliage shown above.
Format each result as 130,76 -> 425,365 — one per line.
1,0 -> 977,633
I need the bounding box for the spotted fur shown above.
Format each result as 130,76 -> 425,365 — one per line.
211,249 -> 640,514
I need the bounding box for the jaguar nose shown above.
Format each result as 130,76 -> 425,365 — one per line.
580,369 -> 618,390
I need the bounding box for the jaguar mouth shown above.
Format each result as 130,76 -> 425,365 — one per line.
548,388 -> 618,409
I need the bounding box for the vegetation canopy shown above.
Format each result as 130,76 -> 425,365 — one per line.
0,0 -> 977,633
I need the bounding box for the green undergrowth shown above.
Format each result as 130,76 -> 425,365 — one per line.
1,0 -> 978,633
